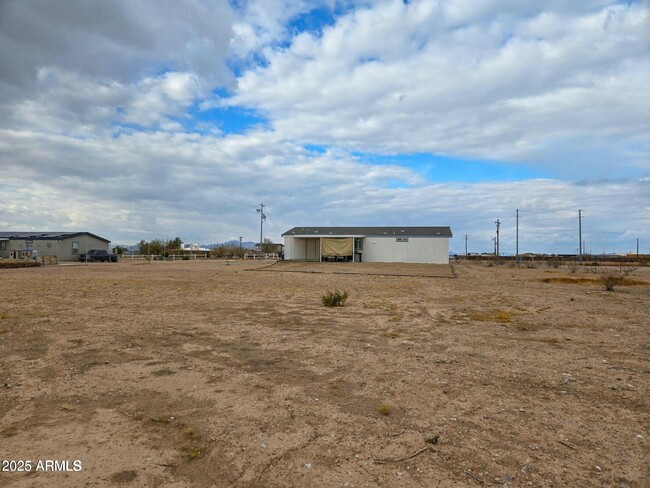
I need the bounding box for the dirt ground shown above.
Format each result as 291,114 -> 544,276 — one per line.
0,259 -> 648,487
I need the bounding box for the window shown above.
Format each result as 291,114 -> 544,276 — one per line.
354,238 -> 363,251
0,241 -> 6,250
72,241 -> 79,254
396,237 -> 409,242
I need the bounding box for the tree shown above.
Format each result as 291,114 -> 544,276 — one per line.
138,238 -> 182,256
169,237 -> 183,255
262,238 -> 275,253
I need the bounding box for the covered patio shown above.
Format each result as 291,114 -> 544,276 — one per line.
284,236 -> 358,262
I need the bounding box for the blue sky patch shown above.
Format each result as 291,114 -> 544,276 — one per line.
352,152 -> 549,182
287,6 -> 337,38
303,144 -> 329,154
191,103 -> 269,135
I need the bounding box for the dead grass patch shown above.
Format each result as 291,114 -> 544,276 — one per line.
513,323 -> 543,332
469,310 -> 513,323
110,469 -> 138,484
536,337 -> 561,344
542,277 -> 647,286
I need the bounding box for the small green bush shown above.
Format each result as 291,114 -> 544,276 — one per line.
322,289 -> 348,307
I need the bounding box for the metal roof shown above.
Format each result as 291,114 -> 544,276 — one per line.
0,231 -> 110,242
282,226 -> 452,238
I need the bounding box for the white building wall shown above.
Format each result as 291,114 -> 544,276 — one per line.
284,237 -> 320,261
362,237 -> 448,264
285,235 -> 449,264
285,237 -> 295,259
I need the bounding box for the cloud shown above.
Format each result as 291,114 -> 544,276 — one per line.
232,1 -> 649,177
1,125 -> 647,252
0,0 -> 234,89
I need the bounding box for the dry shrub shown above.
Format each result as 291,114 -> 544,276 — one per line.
600,271 -> 624,291
322,289 -> 348,307
378,403 -> 391,416
622,266 -> 638,276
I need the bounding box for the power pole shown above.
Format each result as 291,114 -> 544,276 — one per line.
239,236 -> 243,254
515,209 -> 519,261
495,219 -> 500,256
578,209 -> 582,263
465,234 -> 468,258
256,203 -> 266,258
637,238 -> 639,261
492,237 -> 497,255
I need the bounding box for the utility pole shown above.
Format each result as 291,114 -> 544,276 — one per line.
637,238 -> 639,261
578,209 -> 582,263
239,236 -> 243,255
515,209 -> 519,261
495,219 -> 500,256
492,237 -> 497,256
256,203 -> 266,258
465,234 -> 468,258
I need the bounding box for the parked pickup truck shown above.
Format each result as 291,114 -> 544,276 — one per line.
78,250 -> 118,262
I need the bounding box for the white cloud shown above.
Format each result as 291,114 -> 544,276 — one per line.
232,1 -> 649,177
0,0 -> 235,134
0,0 -> 234,96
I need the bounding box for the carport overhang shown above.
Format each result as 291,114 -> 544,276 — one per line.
285,234 -> 364,262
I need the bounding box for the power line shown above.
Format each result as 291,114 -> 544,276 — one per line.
579,209 -> 583,262
516,209 -> 519,261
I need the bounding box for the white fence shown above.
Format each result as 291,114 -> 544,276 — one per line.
122,253 -> 279,261
243,253 -> 279,260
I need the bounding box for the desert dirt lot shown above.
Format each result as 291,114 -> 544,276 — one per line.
0,260 -> 648,487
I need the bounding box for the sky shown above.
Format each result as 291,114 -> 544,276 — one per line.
0,0 -> 648,255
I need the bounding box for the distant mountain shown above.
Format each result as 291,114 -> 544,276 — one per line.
203,240 -> 257,249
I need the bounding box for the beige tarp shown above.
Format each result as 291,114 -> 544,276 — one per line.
321,237 -> 353,256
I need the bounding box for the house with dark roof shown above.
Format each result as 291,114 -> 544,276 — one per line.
281,226 -> 452,264
0,232 -> 110,261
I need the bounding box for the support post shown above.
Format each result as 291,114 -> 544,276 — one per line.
578,209 -> 582,263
